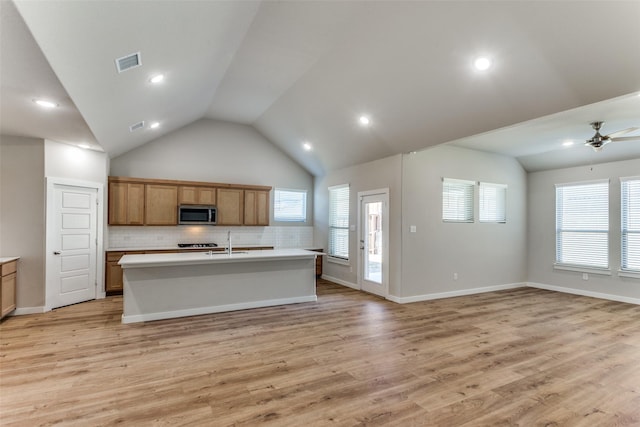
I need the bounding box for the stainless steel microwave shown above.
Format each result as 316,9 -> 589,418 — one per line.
178,205 -> 217,225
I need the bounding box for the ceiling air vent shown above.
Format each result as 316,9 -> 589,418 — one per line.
129,121 -> 145,132
115,52 -> 141,73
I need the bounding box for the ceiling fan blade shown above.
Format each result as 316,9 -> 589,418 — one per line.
609,136 -> 640,143
605,127 -> 639,138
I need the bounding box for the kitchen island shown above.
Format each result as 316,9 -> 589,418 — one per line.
119,249 -> 319,323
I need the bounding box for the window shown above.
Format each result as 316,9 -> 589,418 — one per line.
555,180 -> 609,269
274,188 -> 307,222
442,178 -> 474,222
328,184 -> 350,260
621,177 -> 640,272
479,182 -> 507,223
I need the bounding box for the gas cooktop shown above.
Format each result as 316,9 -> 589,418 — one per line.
177,243 -> 218,248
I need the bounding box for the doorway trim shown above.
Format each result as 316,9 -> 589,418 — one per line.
45,177 -> 104,311
357,188 -> 390,298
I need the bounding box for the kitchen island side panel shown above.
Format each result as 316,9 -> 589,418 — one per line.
122,258 -> 316,323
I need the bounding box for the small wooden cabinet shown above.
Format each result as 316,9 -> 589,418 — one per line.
178,186 -> 217,205
109,182 -> 145,225
244,190 -> 270,226
1,259 -> 17,319
105,251 -> 144,293
145,184 -> 178,225
217,188 -> 244,225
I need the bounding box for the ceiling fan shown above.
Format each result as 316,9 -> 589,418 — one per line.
585,121 -> 640,152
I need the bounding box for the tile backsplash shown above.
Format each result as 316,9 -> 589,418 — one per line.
108,226 -> 315,250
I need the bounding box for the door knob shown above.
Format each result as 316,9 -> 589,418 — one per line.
53,251 -> 61,255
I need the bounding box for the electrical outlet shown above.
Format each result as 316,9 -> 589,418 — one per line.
453,272 -> 458,280
582,273 -> 589,281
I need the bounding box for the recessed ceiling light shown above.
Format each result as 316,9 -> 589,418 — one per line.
150,74 -> 164,84
473,57 -> 492,71
34,99 -> 58,108
150,122 -> 160,129
562,140 -> 575,147
302,142 -> 312,151
359,115 -> 370,126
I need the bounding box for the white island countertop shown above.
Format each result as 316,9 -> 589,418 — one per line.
119,248 -> 322,269
120,249 -> 320,323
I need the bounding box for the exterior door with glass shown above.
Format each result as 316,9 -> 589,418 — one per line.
358,190 -> 389,297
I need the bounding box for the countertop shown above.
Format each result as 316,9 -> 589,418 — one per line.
0,257 -> 19,264
119,249 -> 323,269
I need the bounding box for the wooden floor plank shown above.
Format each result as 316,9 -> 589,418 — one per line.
2,280 -> 640,426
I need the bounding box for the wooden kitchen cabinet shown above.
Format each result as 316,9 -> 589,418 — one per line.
217,188 -> 244,225
108,182 -> 145,225
1,260 -> 17,319
105,251 -> 143,293
244,190 -> 270,226
178,186 -> 216,205
145,184 -> 178,225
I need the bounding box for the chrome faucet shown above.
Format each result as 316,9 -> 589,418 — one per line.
226,230 -> 232,254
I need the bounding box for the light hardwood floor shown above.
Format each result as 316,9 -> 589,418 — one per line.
1,280 -> 640,426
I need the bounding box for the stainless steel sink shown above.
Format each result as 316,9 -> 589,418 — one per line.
206,251 -> 249,255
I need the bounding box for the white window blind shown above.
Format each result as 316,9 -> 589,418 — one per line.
442,178 -> 474,222
555,180 -> 609,269
274,188 -> 307,222
479,182 -> 507,223
621,177 -> 640,272
328,184 -> 350,259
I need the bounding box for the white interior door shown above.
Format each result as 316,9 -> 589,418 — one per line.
47,182 -> 98,309
358,190 -> 389,297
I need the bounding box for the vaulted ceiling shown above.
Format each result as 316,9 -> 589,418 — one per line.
2,1 -> 639,176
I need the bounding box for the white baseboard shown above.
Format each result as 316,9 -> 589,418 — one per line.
10,306 -> 46,316
121,295 -> 317,324
387,283 -> 526,304
527,282 -> 640,305
320,274 -> 359,290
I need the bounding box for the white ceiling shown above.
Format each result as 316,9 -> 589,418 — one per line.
1,0 -> 639,176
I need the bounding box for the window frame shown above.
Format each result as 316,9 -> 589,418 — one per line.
620,176 -> 640,278
328,184 -> 350,263
554,179 -> 610,274
479,182 -> 507,223
273,188 -> 307,223
442,178 -> 475,223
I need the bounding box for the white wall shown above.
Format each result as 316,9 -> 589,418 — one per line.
44,140 -> 109,184
401,145 -> 528,298
0,135 -> 46,309
528,158 -> 640,302
110,118 -> 314,225
0,137 -> 109,312
314,155 -> 403,294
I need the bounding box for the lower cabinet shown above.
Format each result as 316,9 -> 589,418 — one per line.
105,251 -> 143,293
1,260 -> 17,319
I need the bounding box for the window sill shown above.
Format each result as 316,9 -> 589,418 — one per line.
327,256 -> 350,266
618,270 -> 640,279
553,264 -> 612,276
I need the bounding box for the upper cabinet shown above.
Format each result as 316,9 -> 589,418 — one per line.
145,184 -> 178,225
108,177 -> 270,227
217,188 -> 244,225
178,186 -> 216,205
244,190 -> 269,226
108,182 -> 145,225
